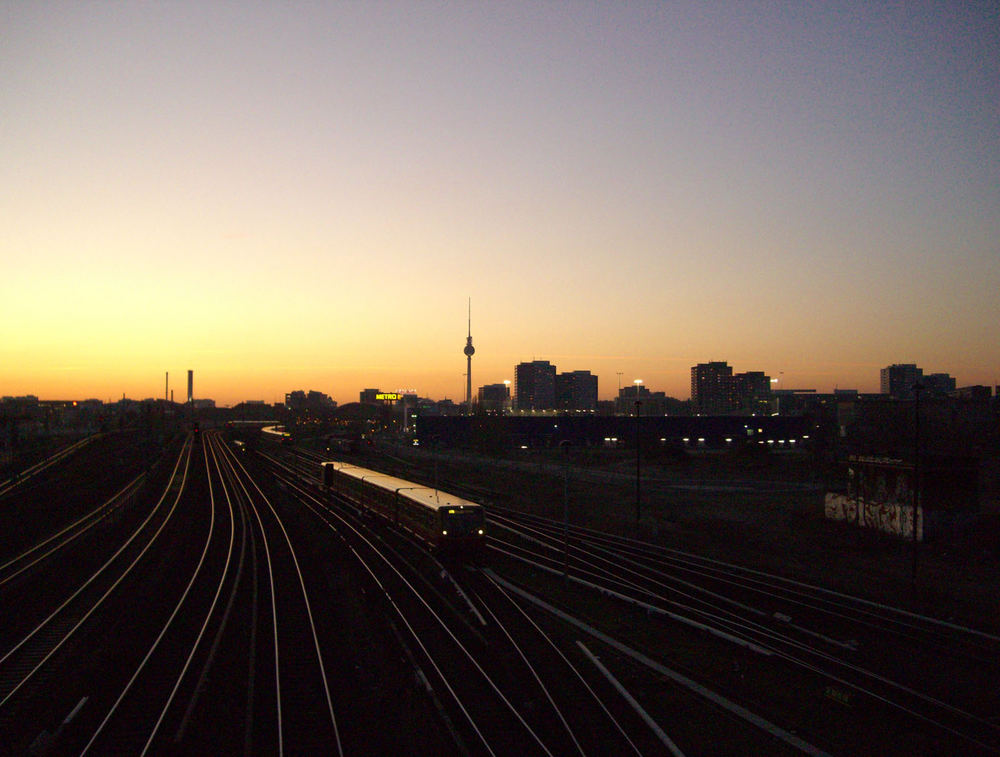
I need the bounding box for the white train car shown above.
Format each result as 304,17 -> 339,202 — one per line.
322,462 -> 485,558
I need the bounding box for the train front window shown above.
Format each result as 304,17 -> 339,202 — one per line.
441,508 -> 484,537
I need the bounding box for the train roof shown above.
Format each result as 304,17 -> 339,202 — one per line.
323,462 -> 482,512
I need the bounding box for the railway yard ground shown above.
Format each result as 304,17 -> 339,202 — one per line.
368,442 -> 1000,635
3,428 -> 999,755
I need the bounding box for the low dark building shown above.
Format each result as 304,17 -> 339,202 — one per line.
413,414 -> 812,451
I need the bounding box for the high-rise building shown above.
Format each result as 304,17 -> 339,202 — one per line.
691,361 -> 735,414
555,370 -> 598,411
924,373 -> 956,396
880,364 -> 923,399
732,371 -> 772,414
515,360 -> 556,411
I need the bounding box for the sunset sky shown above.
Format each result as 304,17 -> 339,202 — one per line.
3,2 -> 998,406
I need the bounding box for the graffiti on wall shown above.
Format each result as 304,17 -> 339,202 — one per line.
825,456 -> 922,540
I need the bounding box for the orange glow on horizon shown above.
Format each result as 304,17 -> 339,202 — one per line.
3,5 -> 997,405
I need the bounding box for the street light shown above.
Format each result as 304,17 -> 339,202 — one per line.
634,379 -> 643,531
559,439 -> 572,579
912,382 -> 923,585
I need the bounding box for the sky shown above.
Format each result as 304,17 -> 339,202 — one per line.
3,1 -> 998,406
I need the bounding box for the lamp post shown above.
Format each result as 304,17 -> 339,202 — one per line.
559,439 -> 572,579
912,382 -> 923,585
634,379 -> 643,532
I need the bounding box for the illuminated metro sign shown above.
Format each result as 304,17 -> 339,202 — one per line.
376,393 -> 401,401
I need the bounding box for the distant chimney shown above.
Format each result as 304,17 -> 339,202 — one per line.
187,370 -> 193,404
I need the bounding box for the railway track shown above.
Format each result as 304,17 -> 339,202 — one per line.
268,449 -> 638,753
271,445 -> 824,755
0,435 -> 195,754
262,451 -> 548,754
2,430 -> 994,755
0,430 -> 159,564
317,445 -> 1000,755
74,431 -> 344,755
0,434 -> 103,499
484,504 -> 1000,754
0,431 -> 345,754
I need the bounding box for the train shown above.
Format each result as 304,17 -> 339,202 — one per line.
321,462 -> 485,559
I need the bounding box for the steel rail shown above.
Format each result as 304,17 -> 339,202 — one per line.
490,505 -> 1000,646
139,431 -> 238,753
268,464 -> 551,756
0,438 -> 193,708
0,473 -> 145,585
80,433 -> 222,754
486,531 -> 1000,754
0,434 -> 102,497
483,575 -> 644,756
225,441 -> 343,757
472,588 -> 585,755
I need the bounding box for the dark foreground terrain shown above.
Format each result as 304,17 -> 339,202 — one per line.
373,442 -> 1000,634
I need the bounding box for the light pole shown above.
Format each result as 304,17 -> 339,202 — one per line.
634,379 -> 643,532
912,382 -> 923,585
560,439 -> 572,579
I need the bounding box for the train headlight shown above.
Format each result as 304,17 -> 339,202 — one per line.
442,530 -> 447,536
478,529 -> 484,535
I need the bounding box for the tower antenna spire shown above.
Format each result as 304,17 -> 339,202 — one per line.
463,298 -> 475,412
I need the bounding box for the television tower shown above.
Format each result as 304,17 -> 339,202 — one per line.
463,298 -> 475,412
